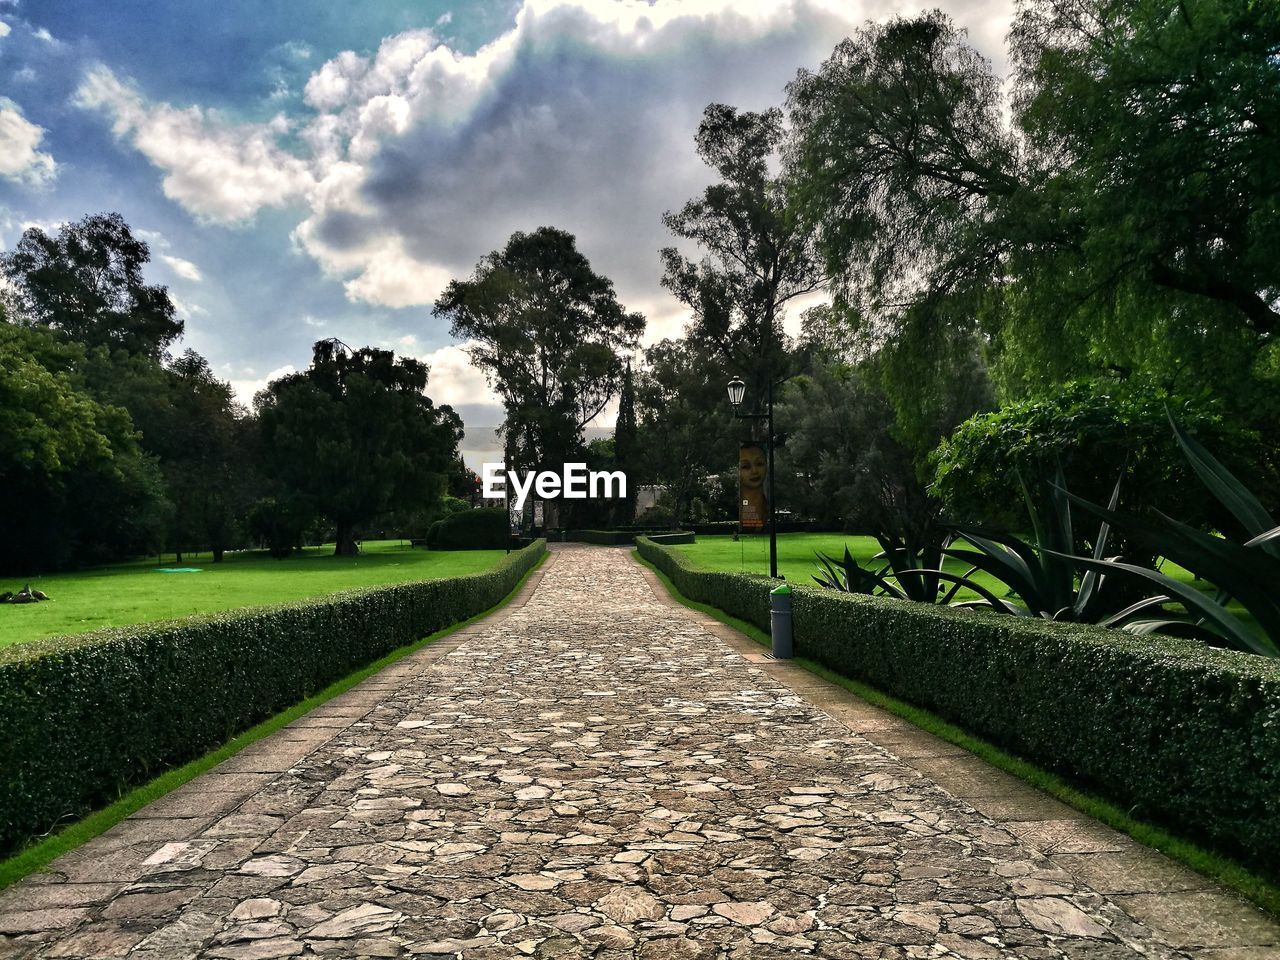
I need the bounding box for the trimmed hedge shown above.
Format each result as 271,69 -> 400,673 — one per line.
646,532 -> 696,546
636,537 -> 1280,878
0,539 -> 546,856
565,529 -> 694,545
565,529 -> 638,545
426,507 -> 509,549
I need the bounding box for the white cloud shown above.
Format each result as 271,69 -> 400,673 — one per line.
399,338 -> 501,408
72,65 -> 314,224
70,0 -> 1012,325
0,21 -> 11,38
0,97 -> 56,185
226,363 -> 297,406
288,0 -> 885,311
169,292 -> 208,318
160,253 -> 203,281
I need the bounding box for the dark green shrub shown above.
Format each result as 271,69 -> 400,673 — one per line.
636,537 -> 1280,878
0,540 -> 546,856
248,496 -> 309,558
933,382 -> 1273,533
565,529 -> 691,545
565,529 -> 634,545
428,507 -> 509,550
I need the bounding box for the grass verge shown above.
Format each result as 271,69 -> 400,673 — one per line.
0,551 -> 547,891
633,548 -> 1280,918
1,540 -> 510,647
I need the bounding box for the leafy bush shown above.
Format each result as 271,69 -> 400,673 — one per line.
637,536 -> 1280,877
933,382 -> 1273,534
248,496 -> 309,558
0,539 -> 546,856
393,495 -> 472,541
427,507 -> 509,550
634,503 -> 676,528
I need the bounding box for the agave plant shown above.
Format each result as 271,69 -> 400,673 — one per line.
939,466 -> 1126,622
813,533 -> 1012,612
1059,418 -> 1280,658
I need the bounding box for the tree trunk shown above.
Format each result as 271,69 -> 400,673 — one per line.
175,548 -> 183,564
334,520 -> 359,556
212,546 -> 225,563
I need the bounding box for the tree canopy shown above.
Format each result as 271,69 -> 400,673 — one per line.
0,324 -> 167,572
634,338 -> 735,529
256,340 -> 462,556
786,1 -> 1280,398
1,212 -> 183,358
661,104 -> 824,410
434,227 -> 644,475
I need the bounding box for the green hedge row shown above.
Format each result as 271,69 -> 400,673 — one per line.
426,507 -> 509,549
0,540 -> 546,856
645,532 -> 696,546
564,529 -> 637,545
636,537 -> 1280,877
565,530 -> 695,545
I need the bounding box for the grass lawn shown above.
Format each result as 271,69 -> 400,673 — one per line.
0,540 -> 508,648
672,533 -> 1011,600
673,532 -> 1219,610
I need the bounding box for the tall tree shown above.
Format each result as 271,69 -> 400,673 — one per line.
0,323 -> 167,573
613,361 -> 639,523
777,361 -> 933,537
660,104 -> 824,414
1,212 -> 183,358
786,4 -> 1280,398
158,350 -> 250,562
635,339 -> 735,530
434,227 -> 644,479
256,339 -> 462,556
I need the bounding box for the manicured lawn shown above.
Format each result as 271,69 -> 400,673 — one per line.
673,532 -> 1219,610
672,533 -> 1010,599
0,541 -> 507,648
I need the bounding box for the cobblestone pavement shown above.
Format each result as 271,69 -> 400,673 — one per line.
2,546 -> 1277,959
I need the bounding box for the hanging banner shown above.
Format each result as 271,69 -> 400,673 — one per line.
738,442 -> 767,531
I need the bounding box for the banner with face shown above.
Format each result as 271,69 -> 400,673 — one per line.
739,442 -> 767,531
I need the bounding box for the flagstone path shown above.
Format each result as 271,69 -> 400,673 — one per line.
1,545 -> 1277,959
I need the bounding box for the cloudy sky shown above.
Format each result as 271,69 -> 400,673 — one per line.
0,0 -> 1012,465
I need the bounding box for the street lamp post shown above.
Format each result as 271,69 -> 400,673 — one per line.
727,375 -> 779,579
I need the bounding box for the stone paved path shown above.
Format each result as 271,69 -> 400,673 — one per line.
2,545 -> 1277,959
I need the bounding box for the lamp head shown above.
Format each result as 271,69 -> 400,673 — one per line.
727,376 -> 746,408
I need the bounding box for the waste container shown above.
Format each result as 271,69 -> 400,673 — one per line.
770,584 -> 793,659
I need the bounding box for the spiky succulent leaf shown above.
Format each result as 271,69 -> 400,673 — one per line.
1170,414 -> 1277,548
